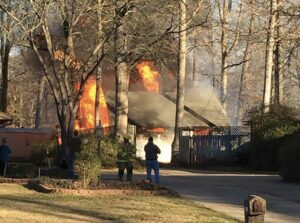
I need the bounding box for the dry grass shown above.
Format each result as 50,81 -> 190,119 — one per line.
0,183 -> 241,223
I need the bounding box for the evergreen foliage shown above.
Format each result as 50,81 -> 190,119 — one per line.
74,134 -> 101,188
279,131 -> 300,182
74,133 -> 119,188
247,105 -> 300,170
31,140 -> 58,167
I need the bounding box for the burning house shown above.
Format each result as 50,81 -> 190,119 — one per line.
73,61 -> 228,163
71,62 -> 228,163
103,89 -> 228,163
0,61 -> 227,163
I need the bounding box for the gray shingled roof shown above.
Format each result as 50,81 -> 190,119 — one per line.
105,91 -> 227,128
164,89 -> 228,126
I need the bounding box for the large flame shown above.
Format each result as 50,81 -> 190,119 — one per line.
74,78 -> 110,132
137,62 -> 166,133
136,61 -> 160,93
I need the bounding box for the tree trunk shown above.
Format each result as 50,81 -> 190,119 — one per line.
274,0 -> 282,105
35,75 -> 46,129
95,0 -> 103,129
18,96 -> 24,127
236,0 -> 254,125
114,6 -> 129,139
95,66 -> 102,128
59,117 -> 69,158
172,0 -> 187,162
0,36 -> 10,112
192,38 -> 197,81
263,0 -> 277,113
220,0 -> 229,110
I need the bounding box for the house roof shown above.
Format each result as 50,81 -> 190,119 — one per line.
164,89 -> 228,126
104,91 -> 227,128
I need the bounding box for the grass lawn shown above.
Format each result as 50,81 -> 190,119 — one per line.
0,183 -> 241,223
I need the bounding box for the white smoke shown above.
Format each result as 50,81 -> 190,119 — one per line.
136,134 -> 172,163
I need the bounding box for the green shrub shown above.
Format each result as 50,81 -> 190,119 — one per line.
247,105 -> 300,170
279,131 -> 300,182
74,133 -> 121,188
249,105 -> 300,141
7,163 -> 36,178
74,134 -> 101,188
99,137 -> 118,168
31,140 -> 58,167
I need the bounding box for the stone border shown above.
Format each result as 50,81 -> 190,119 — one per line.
0,177 -> 29,184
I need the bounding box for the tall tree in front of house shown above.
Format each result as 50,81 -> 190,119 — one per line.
0,4 -> 12,113
94,0 -> 105,129
172,0 -> 187,162
217,0 -> 243,112
113,0 -> 132,139
273,0 -> 282,106
112,0 -> 179,139
172,0 -> 210,161
236,0 -> 254,125
263,0 -> 277,113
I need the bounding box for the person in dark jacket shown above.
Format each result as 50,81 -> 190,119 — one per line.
0,138 -> 11,176
144,136 -> 161,184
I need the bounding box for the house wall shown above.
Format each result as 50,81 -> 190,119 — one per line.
0,128 -> 54,161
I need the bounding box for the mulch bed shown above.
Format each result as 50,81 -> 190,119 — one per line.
0,176 -> 178,197
25,178 -> 179,197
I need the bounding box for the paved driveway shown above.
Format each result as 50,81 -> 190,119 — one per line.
157,169 -> 300,223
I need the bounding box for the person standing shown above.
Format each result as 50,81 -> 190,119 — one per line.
144,136 -> 161,184
0,138 -> 11,176
116,134 -> 136,181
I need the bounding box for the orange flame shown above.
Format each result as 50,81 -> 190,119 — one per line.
136,61 -> 160,93
74,78 -> 110,132
148,128 -> 166,133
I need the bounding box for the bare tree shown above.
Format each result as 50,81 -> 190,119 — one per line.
263,0 -> 277,113
1,0 -> 112,155
274,0 -> 283,105
34,74 -> 46,129
94,0 -> 105,129
113,0 -> 135,138
217,0 -> 243,111
236,0 -> 254,125
0,5 -> 13,112
171,0 -> 187,161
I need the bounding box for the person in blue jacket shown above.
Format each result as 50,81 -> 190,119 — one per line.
0,138 -> 11,176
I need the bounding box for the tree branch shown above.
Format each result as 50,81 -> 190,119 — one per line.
224,59 -> 249,70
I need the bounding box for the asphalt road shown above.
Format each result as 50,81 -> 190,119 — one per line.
104,168 -> 300,223
158,168 -> 300,223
